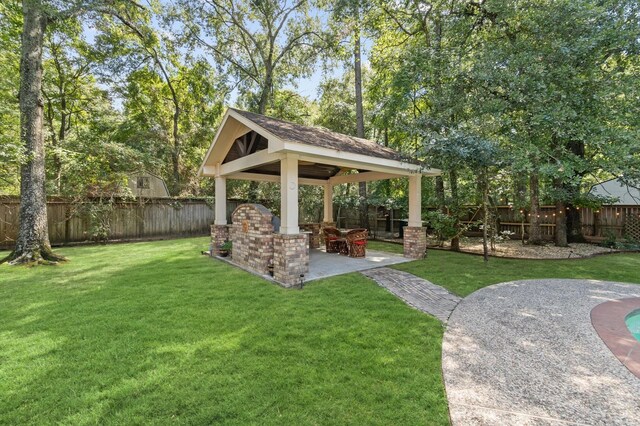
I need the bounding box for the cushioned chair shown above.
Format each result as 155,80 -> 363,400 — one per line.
346,228 -> 368,258
323,227 -> 343,253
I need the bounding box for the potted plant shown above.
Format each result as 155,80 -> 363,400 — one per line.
218,240 -> 232,257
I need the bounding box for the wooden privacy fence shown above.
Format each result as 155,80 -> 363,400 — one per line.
457,205 -> 640,241
2,196 -> 639,248
0,197 -> 245,249
331,204 -> 640,241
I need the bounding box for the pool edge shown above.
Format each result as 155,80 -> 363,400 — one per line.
591,297 -> 640,379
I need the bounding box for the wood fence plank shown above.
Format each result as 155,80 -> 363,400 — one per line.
0,197 -> 216,248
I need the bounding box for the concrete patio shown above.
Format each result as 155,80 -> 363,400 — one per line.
304,249 -> 411,281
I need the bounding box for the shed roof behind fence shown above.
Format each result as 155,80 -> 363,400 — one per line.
589,179 -> 640,205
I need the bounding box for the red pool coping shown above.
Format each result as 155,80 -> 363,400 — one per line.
591,297 -> 640,379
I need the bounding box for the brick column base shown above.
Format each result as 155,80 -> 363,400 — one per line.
211,224 -> 230,256
403,226 -> 427,259
273,233 -> 309,288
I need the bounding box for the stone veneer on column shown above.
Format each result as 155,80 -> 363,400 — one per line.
273,233 -> 309,288
210,224 -> 230,256
403,226 -> 427,259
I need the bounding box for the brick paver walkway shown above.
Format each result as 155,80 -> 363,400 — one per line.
361,268 -> 461,323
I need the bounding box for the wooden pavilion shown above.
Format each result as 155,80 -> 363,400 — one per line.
199,108 -> 440,286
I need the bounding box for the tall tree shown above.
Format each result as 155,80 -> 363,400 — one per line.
353,3 -> 368,230
96,5 -> 224,195
176,0 -> 322,114
368,0 -> 475,247
0,1 -> 23,194
7,0 -> 60,263
315,73 -> 357,134
4,0 -> 148,264
327,0 -> 373,228
466,0 -> 640,246
42,19 -> 98,194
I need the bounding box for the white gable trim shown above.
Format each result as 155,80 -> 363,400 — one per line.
219,150 -> 283,176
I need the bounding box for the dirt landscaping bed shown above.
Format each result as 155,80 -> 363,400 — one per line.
435,238 -> 618,259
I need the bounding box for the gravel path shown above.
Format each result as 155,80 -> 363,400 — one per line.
361,268 -> 461,322
443,279 -> 640,425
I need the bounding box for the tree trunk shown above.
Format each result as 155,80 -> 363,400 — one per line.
528,172 -> 543,245
3,1 -> 64,264
171,106 -> 181,195
44,95 -> 64,194
554,178 -> 568,247
555,199 -> 568,247
56,93 -> 67,194
449,169 -> 460,251
354,20 -> 368,230
436,176 -> 445,211
514,174 -> 527,209
251,68 -> 270,205
481,168 -> 490,263
354,29 -> 364,138
257,66 -> 273,115
566,205 -> 585,243
565,139 -> 586,242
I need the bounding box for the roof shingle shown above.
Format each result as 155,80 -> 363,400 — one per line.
231,108 -> 417,164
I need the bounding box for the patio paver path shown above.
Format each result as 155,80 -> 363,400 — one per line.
361,268 -> 461,322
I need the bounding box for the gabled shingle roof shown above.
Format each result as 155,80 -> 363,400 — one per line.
231,108 -> 417,164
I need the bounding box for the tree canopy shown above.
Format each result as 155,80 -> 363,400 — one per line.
2,0 -> 640,262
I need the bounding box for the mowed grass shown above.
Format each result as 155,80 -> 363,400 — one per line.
368,240 -> 404,255
369,240 -> 640,296
0,238 -> 448,425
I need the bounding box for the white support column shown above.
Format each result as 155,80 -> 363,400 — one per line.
323,183 -> 333,223
280,154 -> 299,234
408,174 -> 422,227
214,176 -> 227,225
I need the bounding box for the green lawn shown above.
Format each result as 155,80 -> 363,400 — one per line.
370,240 -> 640,296
3,238 -> 638,425
0,238 -> 448,425
368,240 -> 404,255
